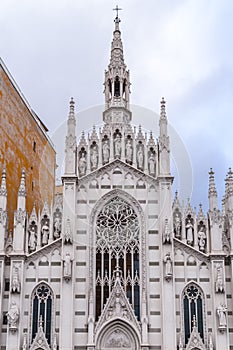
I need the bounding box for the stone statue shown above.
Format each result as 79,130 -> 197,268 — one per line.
54,215 -> 61,238
148,152 -> 155,175
11,265 -> 20,293
64,252 -> 72,279
28,226 -> 36,251
186,219 -> 193,245
103,140 -> 110,163
215,263 -> 224,293
125,139 -> 132,163
164,253 -> 172,280
163,218 -> 171,244
174,213 -> 181,238
79,152 -> 87,176
114,134 -> 121,158
7,301 -> 19,330
90,145 -> 98,169
64,218 -> 72,244
217,303 -> 227,329
137,145 -> 144,169
198,226 -> 206,251
41,221 -> 49,245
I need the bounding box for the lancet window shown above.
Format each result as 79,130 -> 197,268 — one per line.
183,284 -> 204,345
114,76 -> 120,97
31,283 -> 53,345
95,196 -> 140,320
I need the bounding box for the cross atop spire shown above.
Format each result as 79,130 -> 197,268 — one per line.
113,5 -> 122,19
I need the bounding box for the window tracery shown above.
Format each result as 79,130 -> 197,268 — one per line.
183,284 -> 204,345
31,284 -> 53,346
95,196 -> 140,320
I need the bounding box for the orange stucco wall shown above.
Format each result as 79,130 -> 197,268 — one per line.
0,63 -> 56,229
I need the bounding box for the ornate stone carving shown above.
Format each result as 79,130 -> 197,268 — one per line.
14,208 -> 26,225
217,303 -> 227,332
186,217 -> 194,245
173,212 -> 181,238
41,220 -> 49,245
102,139 -> 110,164
7,301 -> 19,332
63,252 -> 72,281
137,144 -> 144,170
90,145 -> 98,170
125,139 -> 133,163
28,226 -> 37,252
64,218 -> 73,244
114,133 -> 121,158
53,212 -> 61,239
0,208 -> 7,225
79,152 -> 87,176
215,262 -> 224,293
164,253 -> 172,280
148,151 -> 156,175
197,225 -> 206,252
163,218 -> 171,244
11,264 -> 20,293
105,329 -> 130,348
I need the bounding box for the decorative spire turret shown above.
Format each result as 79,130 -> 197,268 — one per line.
17,169 -> 26,210
65,98 -> 77,175
208,168 -> 218,210
103,9 -> 131,118
159,97 -> 170,175
226,167 -> 233,210
0,168 -> 7,210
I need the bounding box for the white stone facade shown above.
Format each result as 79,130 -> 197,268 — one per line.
0,15 -> 233,350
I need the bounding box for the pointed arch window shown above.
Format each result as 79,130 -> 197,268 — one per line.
95,196 -> 140,320
183,284 -> 204,345
114,76 -> 120,97
31,283 -> 53,345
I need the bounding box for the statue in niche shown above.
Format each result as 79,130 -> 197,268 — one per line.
163,218 -> 171,244
174,213 -> 181,238
215,263 -> 224,293
7,301 -> 19,331
28,226 -> 37,251
79,152 -> 87,176
64,218 -> 72,244
164,253 -> 172,280
137,145 -> 144,169
90,145 -> 98,169
53,214 -> 61,239
148,152 -> 155,175
217,303 -> 227,329
114,134 -> 121,158
186,218 -> 194,245
63,252 -> 72,280
197,225 -> 206,251
11,264 -> 20,293
125,139 -> 132,163
41,220 -> 49,245
103,140 -> 110,164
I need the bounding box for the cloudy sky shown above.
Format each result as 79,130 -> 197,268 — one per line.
1,0 -> 233,210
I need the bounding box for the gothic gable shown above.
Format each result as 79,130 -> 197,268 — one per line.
186,323 -> 206,350
95,269 -> 141,335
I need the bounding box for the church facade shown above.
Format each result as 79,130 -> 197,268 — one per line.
0,15 -> 233,350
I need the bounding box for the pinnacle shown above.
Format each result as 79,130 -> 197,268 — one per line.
208,168 -> 217,198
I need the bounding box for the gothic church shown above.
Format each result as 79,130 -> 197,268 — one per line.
0,13 -> 232,350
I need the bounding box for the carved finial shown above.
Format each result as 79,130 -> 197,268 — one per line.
208,168 -> 217,198
69,97 -> 75,119
227,167 -> 233,197
18,168 -> 26,197
113,5 -> 122,30
160,97 -> 167,119
0,168 -> 7,196
192,314 -> 197,327
38,315 -> 43,329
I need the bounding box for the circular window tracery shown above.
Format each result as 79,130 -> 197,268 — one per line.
96,196 -> 139,253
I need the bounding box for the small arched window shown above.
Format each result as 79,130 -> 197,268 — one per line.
183,283 -> 204,345
31,283 -> 53,345
114,76 -> 120,97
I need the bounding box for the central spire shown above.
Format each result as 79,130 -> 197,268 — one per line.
103,9 -> 131,116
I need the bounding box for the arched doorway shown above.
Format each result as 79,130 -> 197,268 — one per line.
96,320 -> 140,350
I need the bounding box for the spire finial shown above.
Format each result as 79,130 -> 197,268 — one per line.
160,97 -> 167,120
208,168 -> 217,198
113,5 -> 122,20
0,168 -> 7,196
18,168 -> 26,197
69,97 -> 75,119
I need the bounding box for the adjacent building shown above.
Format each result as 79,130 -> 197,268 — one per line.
0,59 -> 56,229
